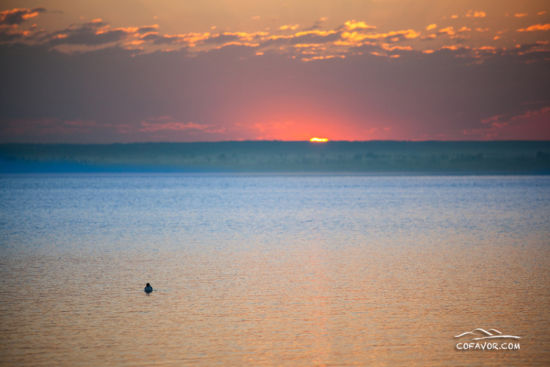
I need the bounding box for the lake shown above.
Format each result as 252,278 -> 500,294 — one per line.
1,174 -> 549,366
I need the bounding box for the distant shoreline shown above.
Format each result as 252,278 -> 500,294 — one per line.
2,141 -> 549,174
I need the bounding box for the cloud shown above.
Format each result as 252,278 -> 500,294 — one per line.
279,24 -> 299,31
137,25 -> 159,34
517,24 -> 550,32
0,8 -> 46,43
0,28 -> 30,42
140,120 -> 209,132
2,33 -> 549,142
1,11 -> 549,142
465,106 -> 550,139
142,33 -> 184,45
266,29 -> 340,48
340,28 -> 419,47
0,8 -> 45,26
301,54 -> 346,62
202,33 -> 242,45
47,19 -> 131,47
514,13 -> 528,18
466,10 -> 486,18
439,27 -> 456,37
3,13 -> 544,64
344,20 -> 376,31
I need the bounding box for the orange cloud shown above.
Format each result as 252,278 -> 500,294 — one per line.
477,46 -> 496,52
426,24 -> 437,31
22,11 -> 40,20
97,26 -> 139,35
514,13 -> 528,18
380,43 -> 412,51
342,28 -> 419,43
302,54 -> 345,62
440,45 -> 462,51
279,24 -> 299,31
5,14 -> 530,64
466,10 -> 486,18
344,20 -> 376,31
439,26 -> 456,36
517,23 -> 550,32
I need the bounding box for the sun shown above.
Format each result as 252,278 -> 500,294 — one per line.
309,137 -> 329,143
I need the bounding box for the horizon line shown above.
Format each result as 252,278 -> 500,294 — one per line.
2,139 -> 550,145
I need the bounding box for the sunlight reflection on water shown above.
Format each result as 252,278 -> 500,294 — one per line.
0,174 -> 549,366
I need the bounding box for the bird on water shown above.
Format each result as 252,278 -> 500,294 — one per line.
144,283 -> 153,293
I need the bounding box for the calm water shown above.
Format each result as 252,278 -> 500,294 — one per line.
0,174 -> 549,366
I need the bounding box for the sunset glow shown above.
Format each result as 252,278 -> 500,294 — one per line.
0,1 -> 549,142
310,137 -> 329,143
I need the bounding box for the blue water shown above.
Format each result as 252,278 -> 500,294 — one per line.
0,174 -> 549,366
2,174 -> 549,254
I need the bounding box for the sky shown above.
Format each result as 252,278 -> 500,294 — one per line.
0,0 -> 549,142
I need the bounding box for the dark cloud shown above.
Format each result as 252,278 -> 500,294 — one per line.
141,33 -> 161,42
0,8 -> 45,26
137,26 -> 158,34
0,29 -> 25,42
48,21 -> 128,46
262,31 -> 341,48
289,32 -> 341,45
150,34 -> 184,45
203,33 -> 242,45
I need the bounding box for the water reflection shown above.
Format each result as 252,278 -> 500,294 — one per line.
0,175 -> 549,366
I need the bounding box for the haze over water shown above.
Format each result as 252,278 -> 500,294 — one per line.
1,174 -> 549,366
